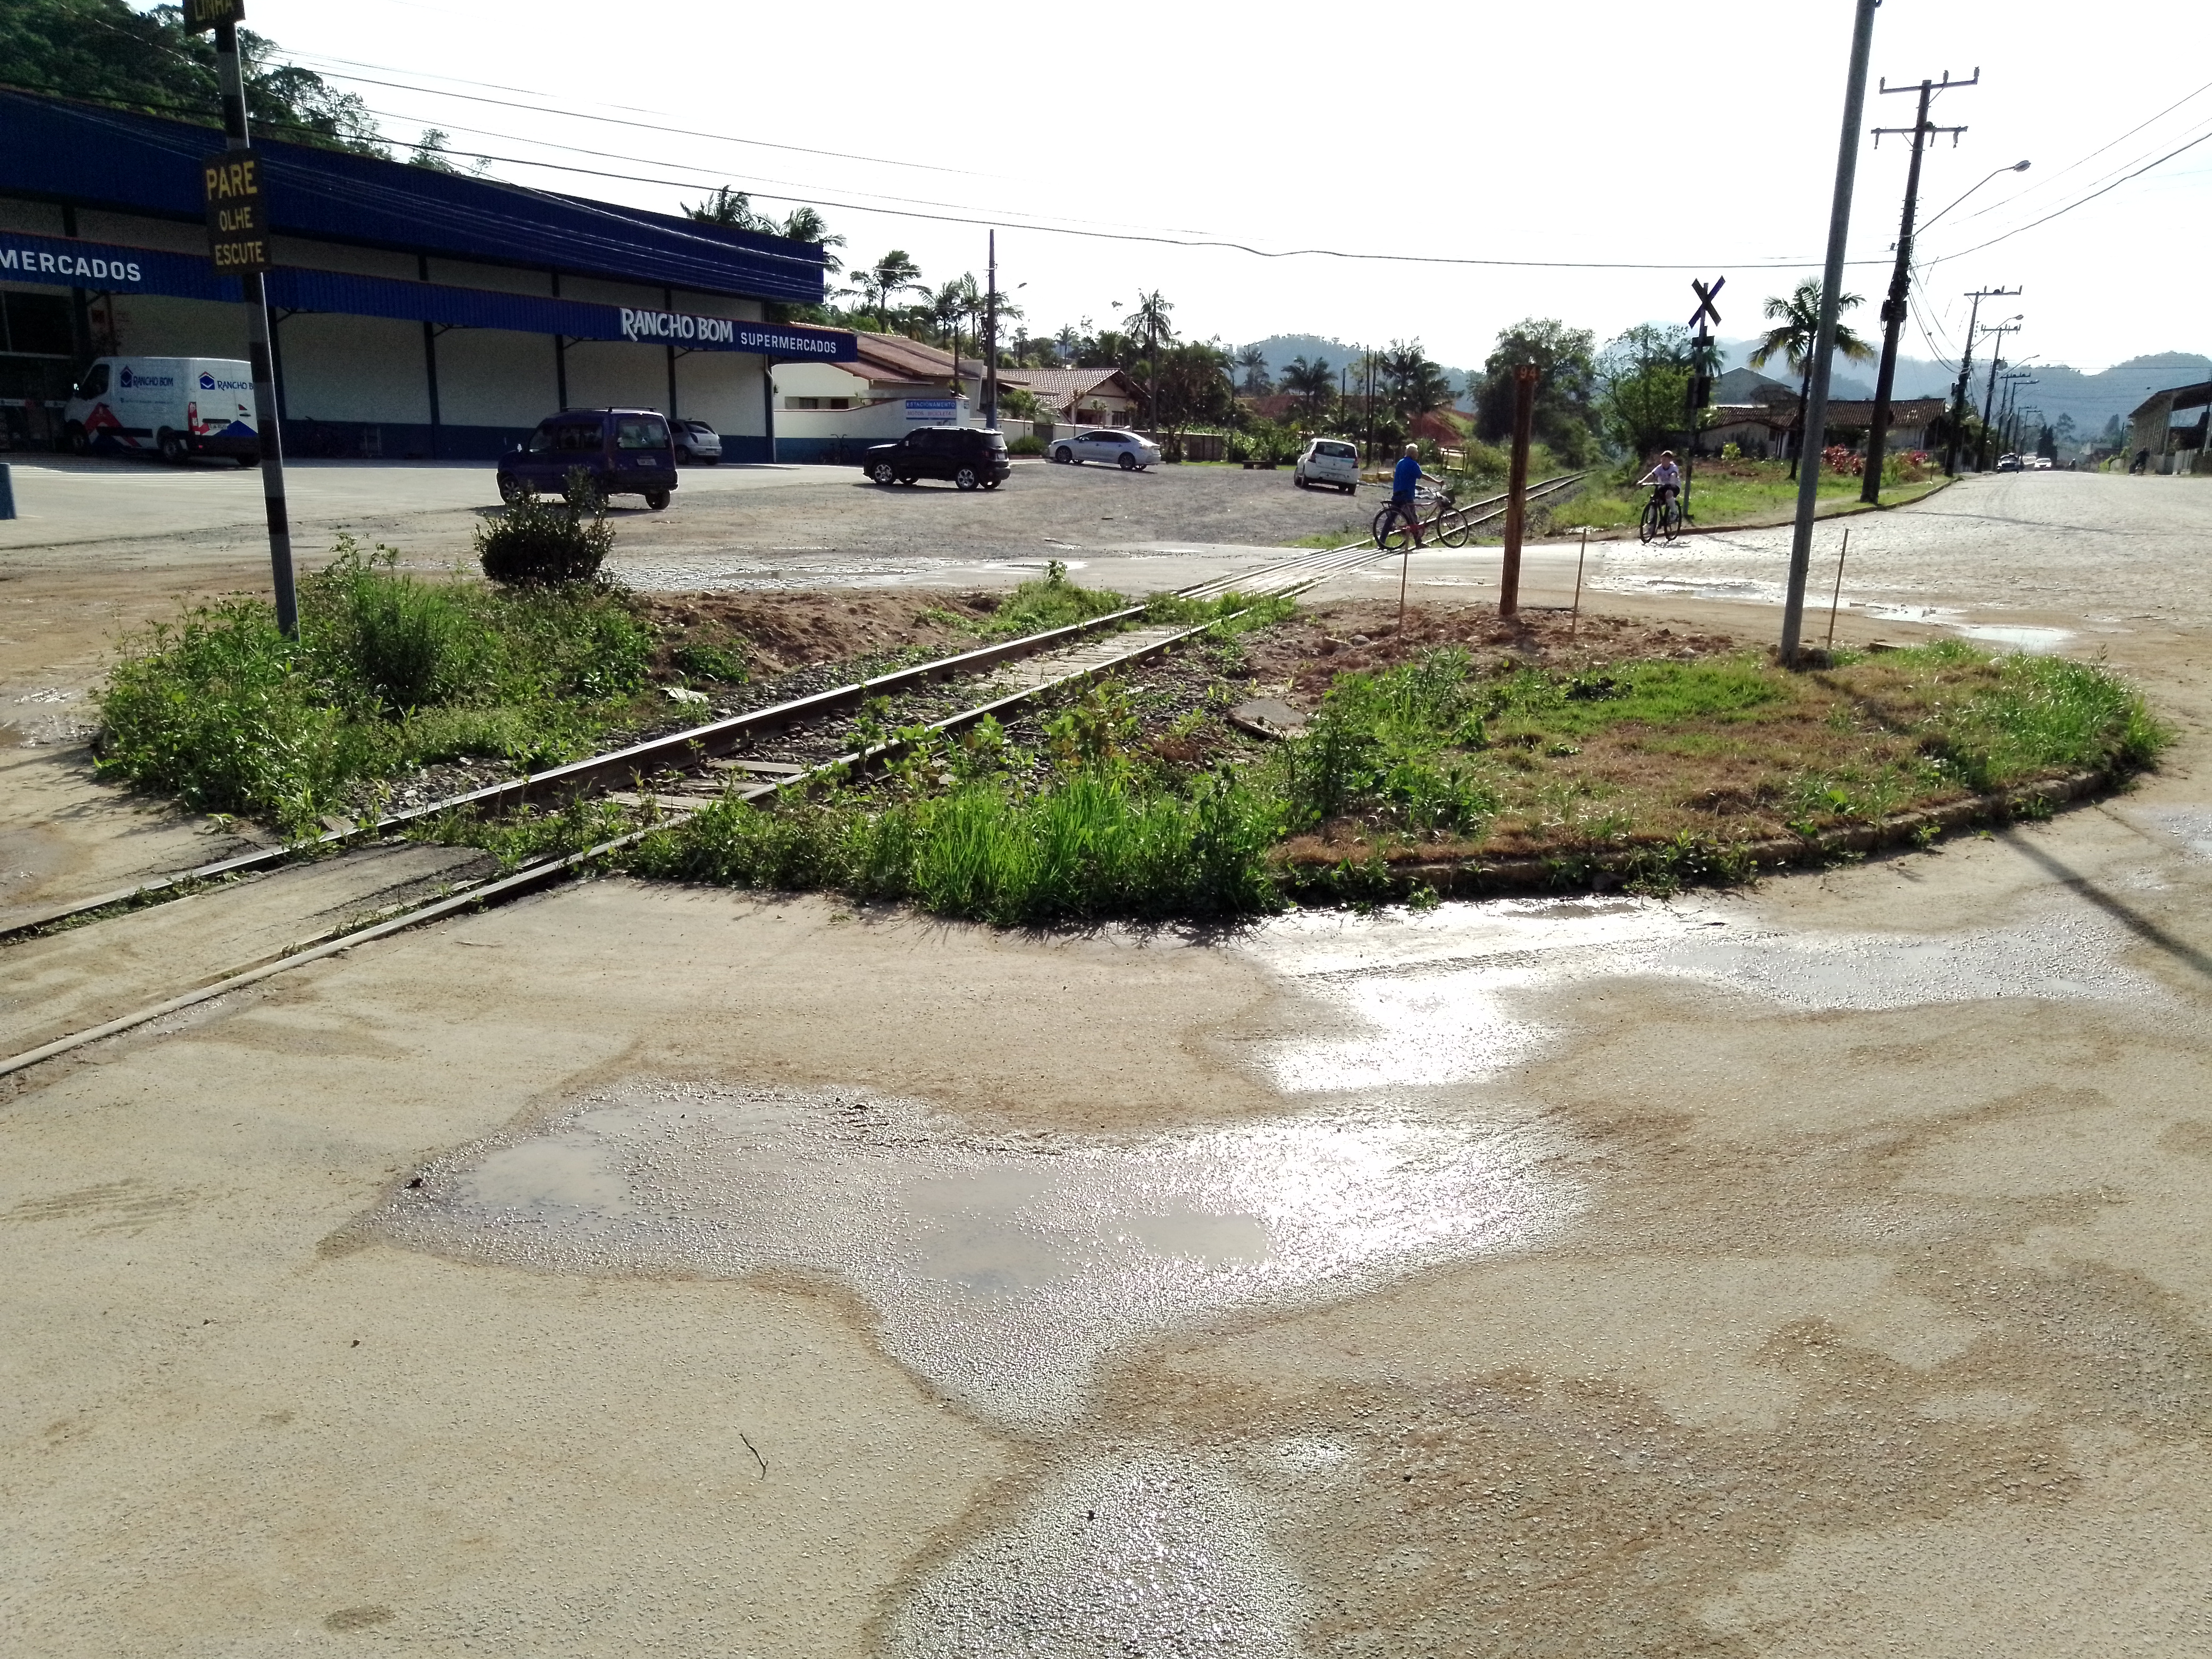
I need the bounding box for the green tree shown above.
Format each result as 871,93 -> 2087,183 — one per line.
3,0 -> 387,152
1748,277 -> 1876,477
1475,320 -> 1598,464
1279,356 -> 1335,420
1122,291 -> 1174,428
1598,324 -> 1695,460
406,129 -> 487,175
1235,345 -> 1273,397
685,189 -> 846,275
847,250 -> 925,331
1379,340 -> 1453,425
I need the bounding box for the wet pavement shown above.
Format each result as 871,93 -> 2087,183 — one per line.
8,470 -> 2212,1654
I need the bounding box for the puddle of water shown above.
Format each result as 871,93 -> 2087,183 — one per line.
371,1081 -> 1577,1430
1951,623 -> 2074,652
884,1451 -> 1302,1658
1231,896 -> 2162,1096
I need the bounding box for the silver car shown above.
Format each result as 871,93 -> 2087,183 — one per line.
673,419 -> 722,465
1049,428 -> 1160,470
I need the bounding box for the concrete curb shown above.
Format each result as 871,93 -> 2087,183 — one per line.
1283,765 -> 2118,898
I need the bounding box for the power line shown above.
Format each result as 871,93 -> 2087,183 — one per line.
1926,124 -> 2212,264
1952,71 -> 2212,222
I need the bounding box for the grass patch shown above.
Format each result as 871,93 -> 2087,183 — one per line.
975,560 -> 1133,638
96,537 -> 653,837
613,634 -> 2165,919
1551,457 -> 1945,533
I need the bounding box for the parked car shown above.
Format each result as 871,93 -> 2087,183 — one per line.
672,419 -> 722,465
861,425 -> 1011,490
1995,452 -> 2023,472
2028,454 -> 2054,470
499,408 -> 677,509
1294,437 -> 1360,494
61,356 -> 258,465
1048,428 -> 1160,470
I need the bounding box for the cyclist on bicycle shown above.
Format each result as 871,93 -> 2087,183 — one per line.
1639,450 -> 1682,512
1387,443 -> 1437,548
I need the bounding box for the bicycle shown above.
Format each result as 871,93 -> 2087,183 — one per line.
1373,484 -> 1471,551
1639,486 -> 1684,544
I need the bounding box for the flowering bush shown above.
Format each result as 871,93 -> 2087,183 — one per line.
1822,445 -> 1864,476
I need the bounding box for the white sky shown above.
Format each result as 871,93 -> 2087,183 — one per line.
230,0 -> 2212,373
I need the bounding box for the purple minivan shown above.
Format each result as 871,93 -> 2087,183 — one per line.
498,408 -> 677,509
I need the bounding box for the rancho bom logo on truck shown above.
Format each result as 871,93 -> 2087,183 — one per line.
62,356 -> 260,466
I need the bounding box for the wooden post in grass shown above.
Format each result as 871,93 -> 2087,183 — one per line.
1825,526 -> 1850,650
1500,362 -> 1537,618
1571,526 -> 1589,638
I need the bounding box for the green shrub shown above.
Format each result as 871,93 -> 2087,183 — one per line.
477,470 -> 615,586
1006,434 -> 1045,456
976,561 -> 1132,638
671,638 -> 749,683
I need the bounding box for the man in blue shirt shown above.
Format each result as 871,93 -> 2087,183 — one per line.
1386,442 -> 1436,547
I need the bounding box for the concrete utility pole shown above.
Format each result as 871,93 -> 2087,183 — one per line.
1944,287 -> 2018,475
1499,362 -> 1537,619
1781,0 -> 1880,668
189,0 -> 298,637
1979,324 -> 2021,467
982,230 -> 998,430
1862,70 -> 1974,504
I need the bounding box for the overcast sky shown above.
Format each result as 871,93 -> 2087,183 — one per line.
232,0 -> 2212,374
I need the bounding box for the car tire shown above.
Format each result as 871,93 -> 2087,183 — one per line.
897,472 -> 917,485
1052,446 -> 1073,464
644,489 -> 671,512
235,454 -> 257,469
982,479 -> 1000,490
1118,453 -> 1137,471
64,423 -> 89,456
157,429 -> 185,465
498,476 -> 528,504
870,462 -> 897,484
1342,484 -> 1356,495
1295,473 -> 1309,488
953,466 -> 979,491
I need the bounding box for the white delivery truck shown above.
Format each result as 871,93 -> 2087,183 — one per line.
61,356 -> 259,465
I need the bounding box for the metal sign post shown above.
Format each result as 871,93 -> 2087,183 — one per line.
186,0 -> 296,636
1685,276 -> 1723,522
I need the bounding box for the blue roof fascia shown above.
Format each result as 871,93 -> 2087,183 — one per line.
0,89 -> 826,305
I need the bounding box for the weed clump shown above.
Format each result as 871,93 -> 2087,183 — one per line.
96,535 -> 653,836
477,471 -> 615,586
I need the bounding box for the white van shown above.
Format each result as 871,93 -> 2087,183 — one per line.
62,357 -> 259,465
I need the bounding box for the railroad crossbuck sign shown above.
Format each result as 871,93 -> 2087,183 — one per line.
203,151 -> 270,275
181,0 -> 245,29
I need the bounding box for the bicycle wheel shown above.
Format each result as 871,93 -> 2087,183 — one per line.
1663,498 -> 1684,541
1374,505 -> 1410,551
1639,497 -> 1660,544
1435,504 -> 1472,548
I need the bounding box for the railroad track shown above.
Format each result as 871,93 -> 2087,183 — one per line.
0,472 -> 1583,1077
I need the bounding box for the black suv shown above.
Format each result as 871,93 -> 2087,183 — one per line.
861,426 -> 1010,490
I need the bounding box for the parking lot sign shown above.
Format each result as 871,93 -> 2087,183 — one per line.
203,151 -> 271,275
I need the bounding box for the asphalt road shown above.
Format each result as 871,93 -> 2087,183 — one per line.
6,470 -> 2212,1654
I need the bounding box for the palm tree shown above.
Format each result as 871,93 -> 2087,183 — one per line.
1235,344 -> 1272,397
1750,278 -> 1876,477
774,206 -> 845,276
847,249 -> 925,331
1279,355 -> 1334,418
931,274 -> 979,355
1121,290 -> 1174,429
1379,340 -> 1452,424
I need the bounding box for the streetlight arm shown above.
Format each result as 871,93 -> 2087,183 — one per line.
1920,159 -> 2031,234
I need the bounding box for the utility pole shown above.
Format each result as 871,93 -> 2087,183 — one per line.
1685,276 -> 1724,523
1781,0 -> 1880,668
982,230 -> 998,430
185,0 -> 296,635
1979,323 -> 2020,468
1863,70 -> 1974,503
1944,287 -> 2017,475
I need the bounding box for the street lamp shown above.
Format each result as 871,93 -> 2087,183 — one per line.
1920,158 -> 2031,234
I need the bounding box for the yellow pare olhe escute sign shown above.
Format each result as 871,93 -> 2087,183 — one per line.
181,0 -> 245,31
203,150 -> 270,275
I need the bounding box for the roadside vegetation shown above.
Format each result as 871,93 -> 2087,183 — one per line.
1545,450 -> 1948,536
598,626 -> 2164,925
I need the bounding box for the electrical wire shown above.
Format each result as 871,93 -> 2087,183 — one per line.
1949,72 -> 2212,224
1925,124 -> 2212,266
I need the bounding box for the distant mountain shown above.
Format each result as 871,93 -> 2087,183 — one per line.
1714,340 -> 2210,434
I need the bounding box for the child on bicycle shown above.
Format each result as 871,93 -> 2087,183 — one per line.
1639,450 -> 1682,509
1389,443 -> 1437,548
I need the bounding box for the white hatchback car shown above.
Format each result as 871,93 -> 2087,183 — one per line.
1049,428 -> 1160,470
1294,437 -> 1360,494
